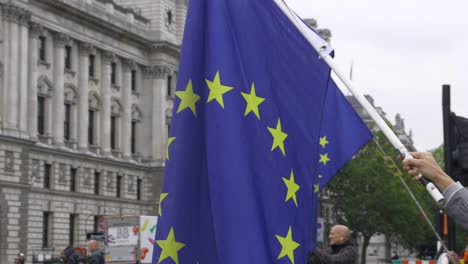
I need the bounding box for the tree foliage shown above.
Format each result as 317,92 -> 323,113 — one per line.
325,131 -> 437,264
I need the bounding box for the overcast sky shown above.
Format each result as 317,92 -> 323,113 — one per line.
285,0 -> 468,151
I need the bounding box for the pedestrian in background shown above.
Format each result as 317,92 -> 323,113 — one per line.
14,253 -> 25,264
307,224 -> 358,264
87,240 -> 104,264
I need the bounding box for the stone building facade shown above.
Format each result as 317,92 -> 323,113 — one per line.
0,0 -> 186,263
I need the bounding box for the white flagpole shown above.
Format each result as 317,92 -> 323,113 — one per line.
274,0 -> 445,205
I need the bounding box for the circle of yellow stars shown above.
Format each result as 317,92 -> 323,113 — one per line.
161,71 -> 333,264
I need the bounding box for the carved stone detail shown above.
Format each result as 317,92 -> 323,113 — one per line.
102,51 -> 115,65
18,10 -> 31,26
53,32 -> 70,48
79,42 -> 94,56
29,21 -> 44,37
143,65 -> 170,79
122,59 -> 137,72
111,98 -> 122,116
89,91 -> 102,111
131,104 -> 143,121
2,4 -> 22,24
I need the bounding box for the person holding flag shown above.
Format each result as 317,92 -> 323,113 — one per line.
152,0 -> 372,263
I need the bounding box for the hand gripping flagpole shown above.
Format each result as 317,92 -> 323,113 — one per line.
274,0 -> 445,206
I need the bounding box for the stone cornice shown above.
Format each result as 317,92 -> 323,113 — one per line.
151,41 -> 181,59
0,180 -> 154,206
143,65 -> 171,79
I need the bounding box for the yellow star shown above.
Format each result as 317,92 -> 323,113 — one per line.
314,184 -> 320,193
176,79 -> 201,117
276,226 -> 300,264
156,227 -> 185,264
166,137 -> 176,160
319,136 -> 329,148
319,153 -> 331,165
268,118 -> 288,156
282,170 -> 300,207
241,82 -> 265,120
206,71 -> 233,108
158,192 -> 168,216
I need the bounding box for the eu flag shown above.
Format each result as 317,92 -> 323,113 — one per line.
153,0 -> 373,263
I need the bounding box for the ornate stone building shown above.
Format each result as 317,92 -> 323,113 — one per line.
0,0 -> 186,263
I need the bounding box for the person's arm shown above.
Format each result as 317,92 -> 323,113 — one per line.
313,246 -> 357,264
403,152 -> 454,192
444,186 -> 468,231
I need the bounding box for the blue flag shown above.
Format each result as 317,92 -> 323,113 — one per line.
153,0 -> 373,264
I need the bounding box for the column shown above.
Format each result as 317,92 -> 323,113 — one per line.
78,43 -> 93,151
4,5 -> 21,132
147,65 -> 169,162
121,59 -> 135,159
52,32 -> 70,146
1,6 -> 12,131
101,51 -> 114,156
18,11 -> 30,137
28,22 -> 43,140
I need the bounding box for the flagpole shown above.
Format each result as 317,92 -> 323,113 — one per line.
322,54 -> 444,205
273,0 -> 445,205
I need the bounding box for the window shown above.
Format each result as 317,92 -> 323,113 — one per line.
131,121 -> 137,154
44,164 -> 51,189
111,116 -> 117,150
43,212 -> 51,248
88,110 -> 95,145
167,10 -> 173,25
69,214 -> 77,245
167,75 -> 172,96
70,168 -> 77,192
64,103 -> 71,140
131,70 -> 137,92
137,178 -> 142,201
38,96 -> 46,135
111,62 -> 117,85
65,46 -> 72,70
39,36 -> 46,61
89,55 -> 95,78
93,216 -> 100,233
116,175 -> 122,198
94,171 -> 100,195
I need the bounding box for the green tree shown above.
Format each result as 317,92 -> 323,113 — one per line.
325,131 -> 436,264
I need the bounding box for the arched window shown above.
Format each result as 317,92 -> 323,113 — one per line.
64,84 -> 78,143
88,91 -> 102,146
131,104 -> 143,155
37,76 -> 53,139
110,98 -> 122,151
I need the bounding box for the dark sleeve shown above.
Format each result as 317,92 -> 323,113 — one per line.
307,251 -> 321,264
445,188 -> 468,231
86,255 -> 98,264
313,246 -> 358,264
